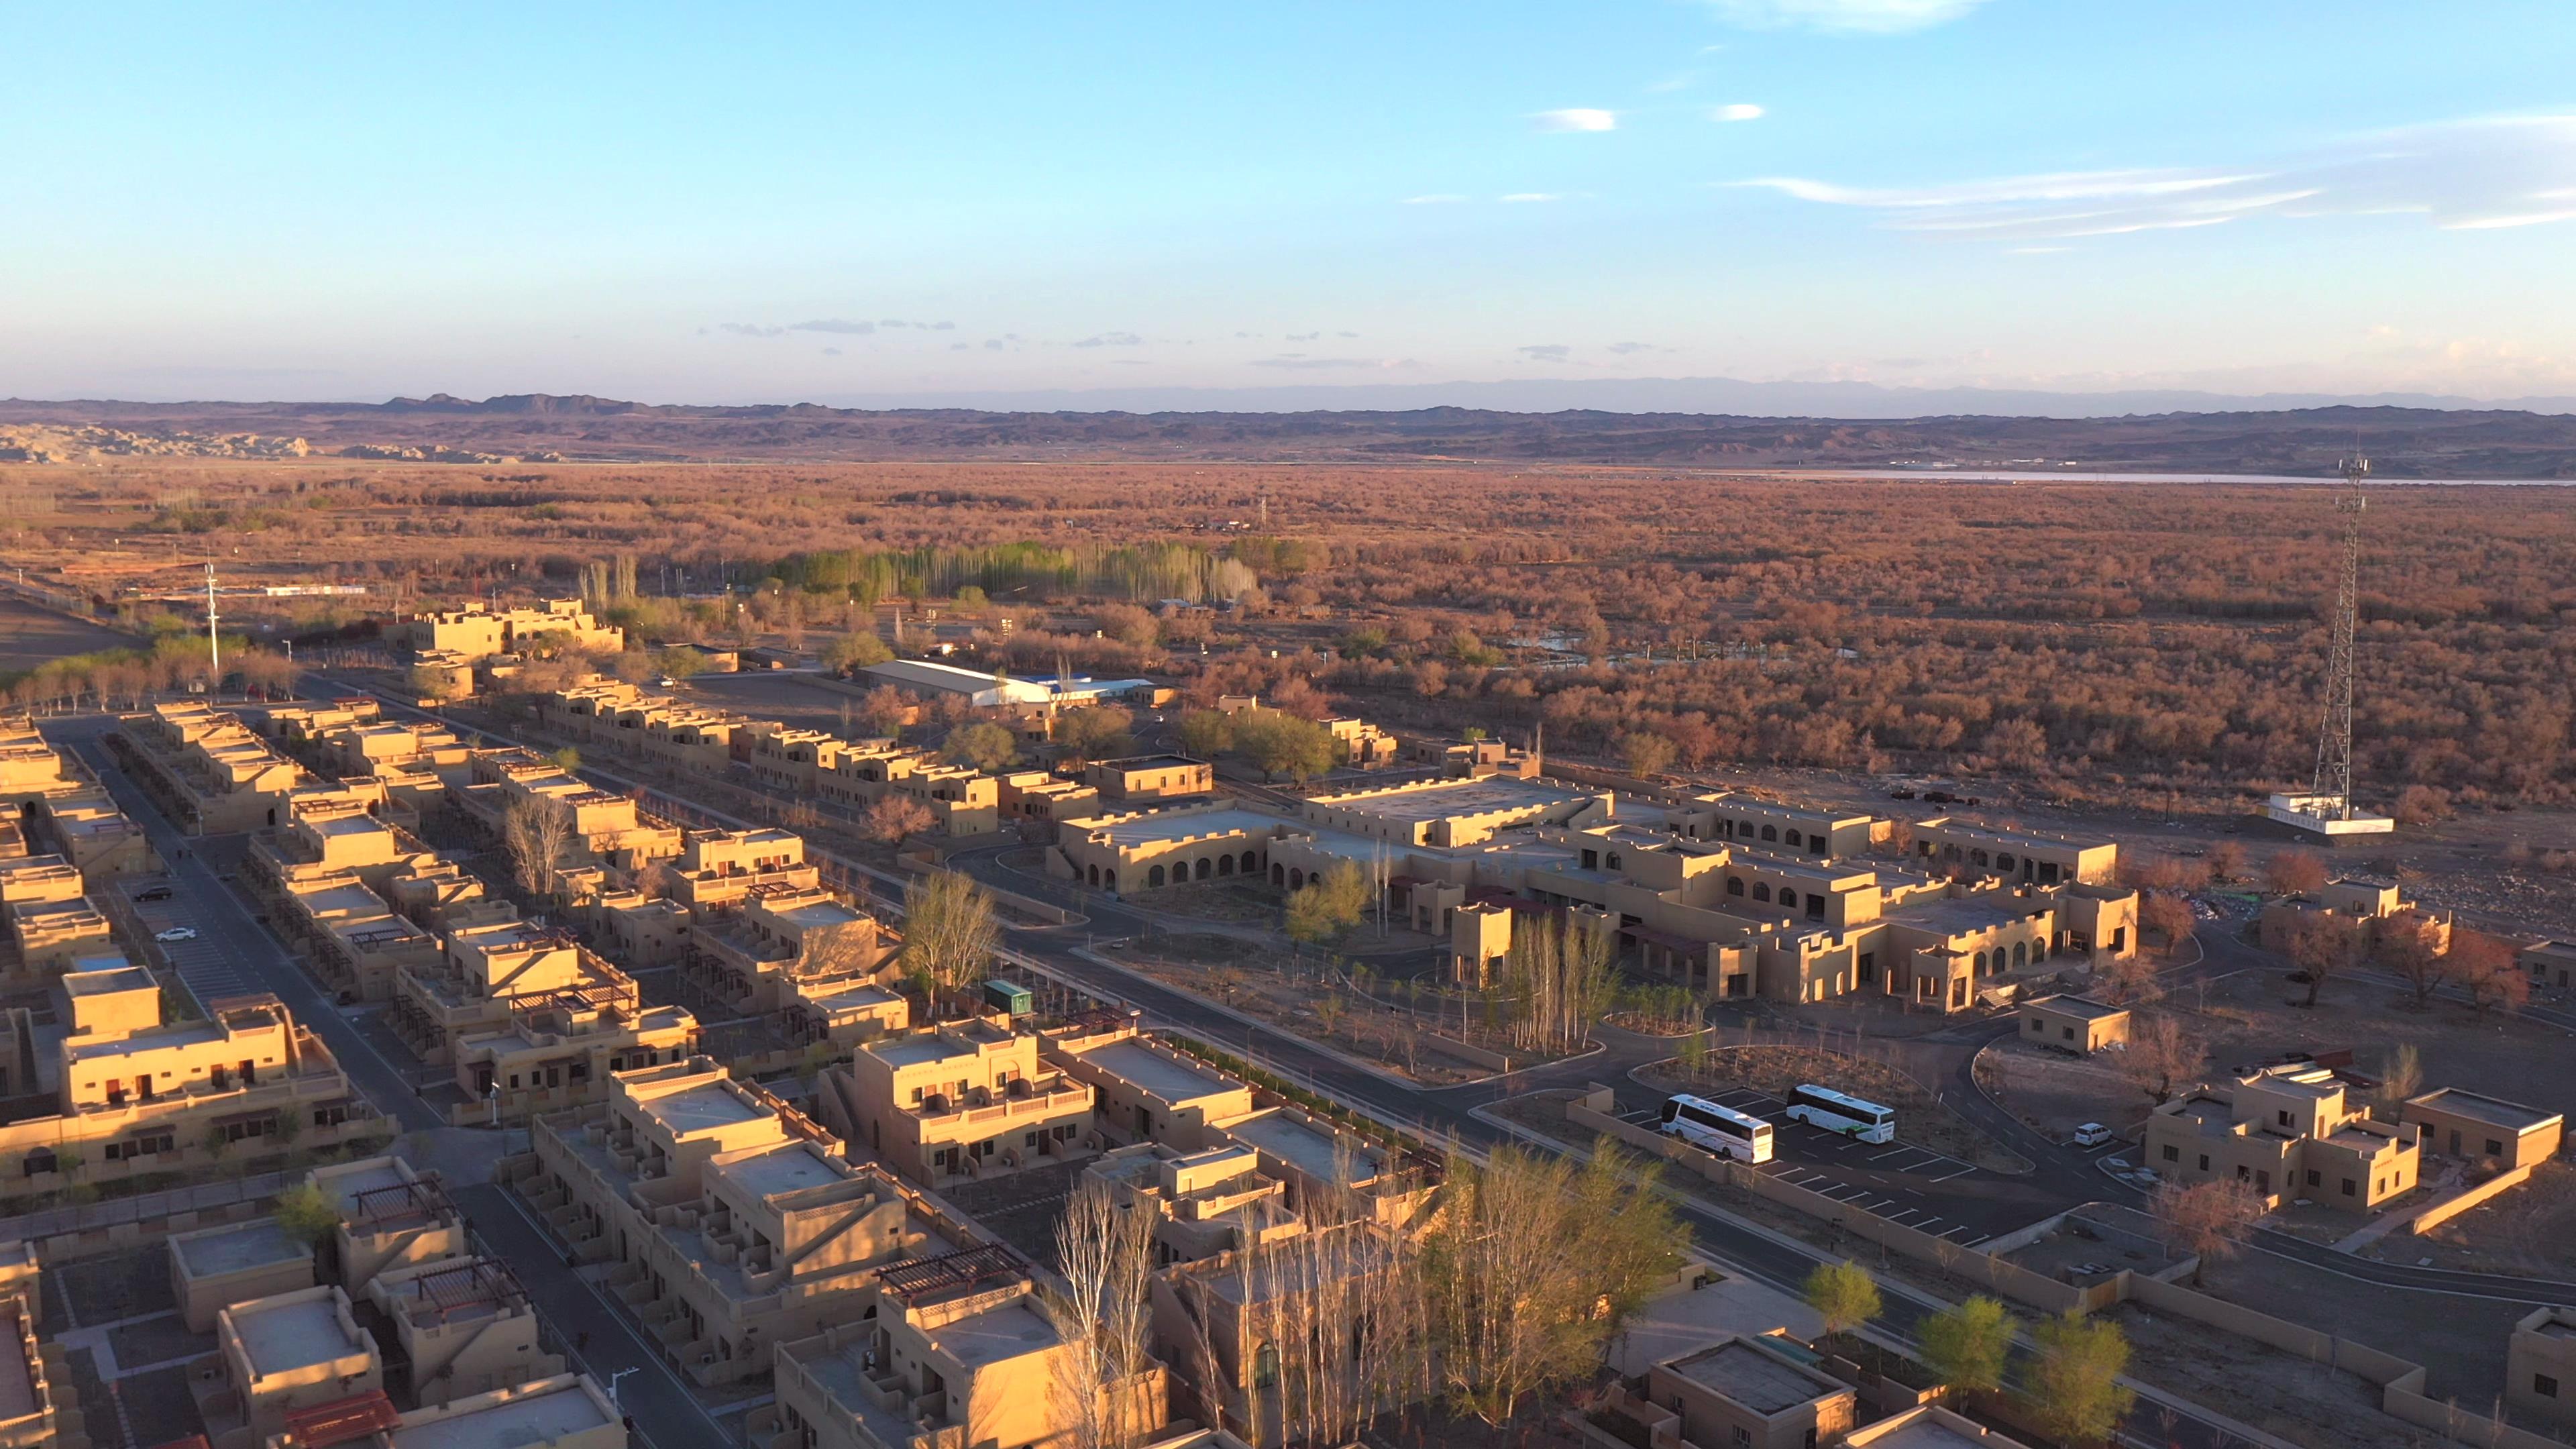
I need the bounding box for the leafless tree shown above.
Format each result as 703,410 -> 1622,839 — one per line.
2147,1178 -> 2265,1284
2376,912 -> 2451,1008
863,792 -> 937,851
1042,1181 -> 1157,1449
2119,1012 -> 2203,1108
1504,912 -> 1615,1055
504,797 -> 574,900
2283,910 -> 2363,1009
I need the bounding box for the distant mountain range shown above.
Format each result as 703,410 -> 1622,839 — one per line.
4,390 -> 2575,477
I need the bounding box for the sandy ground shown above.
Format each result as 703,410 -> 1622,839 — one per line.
0,595 -> 142,672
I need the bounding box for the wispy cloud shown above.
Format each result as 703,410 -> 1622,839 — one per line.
1517,344 -> 1573,362
820,347 -> 842,356
1286,331 -> 1320,342
1532,108 -> 1617,133
1500,193 -> 1562,204
791,319 -> 876,335
1073,332 -> 1144,348
1605,341 -> 1668,355
1703,0 -> 1991,35
1730,115 -> 2576,240
1711,103 -> 1766,122
1401,193 -> 1468,205
1250,355 -> 1395,370
720,323 -> 786,337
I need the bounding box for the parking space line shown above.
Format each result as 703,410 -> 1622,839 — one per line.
1928,1166 -> 1977,1182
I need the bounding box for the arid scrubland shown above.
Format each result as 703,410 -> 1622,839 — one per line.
5,459 -> 2572,815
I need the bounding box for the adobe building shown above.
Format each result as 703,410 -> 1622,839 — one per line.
207,1285 -> 384,1446
309,1155 -> 468,1296
390,598 -> 625,660
450,747 -> 681,874
521,1059 -> 1000,1387
119,701 -> 308,834
380,1376 -> 626,1448
2144,1061 -> 2422,1208
0,1291 -> 64,1449
2508,1307 -> 2576,1432
1084,754 -> 1214,804
0,985 -> 381,1211
388,918 -> 697,1120
364,1256 -> 567,1407
0,716 -> 155,887
1911,818 -> 2120,886
687,883 -> 890,1016
2520,939 -> 2576,991
1669,794 -> 1881,862
1596,1335 -> 1859,1449
1085,1140 -> 1304,1265
769,1244 -> 1170,1449
170,1218 -> 317,1333
1843,1405 -> 2034,1447
825,1016 -> 1097,1187
1049,802 -> 1288,894
2402,1088 -> 2565,1170
1146,1224 -> 1401,1431
2258,877 -> 2449,957
2017,995 -> 2131,1055
1047,1019 -> 1258,1150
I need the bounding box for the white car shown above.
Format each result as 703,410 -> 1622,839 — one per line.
2071,1122 -> 2114,1148
154,927 -> 199,943
655,676 -> 680,688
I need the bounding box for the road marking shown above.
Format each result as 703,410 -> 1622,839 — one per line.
1928,1165 -> 1977,1182
1868,1146 -> 1914,1161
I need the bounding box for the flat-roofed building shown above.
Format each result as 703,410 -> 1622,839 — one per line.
2524,939 -> 2576,991
829,1017 -> 1096,1187
2145,1061 -> 2422,1208
994,771 -> 1101,826
1299,775 -> 1602,849
450,749 -> 680,875
784,971 -> 911,1052
2404,1088 -> 2565,1169
0,990 -> 381,1207
393,599 -> 625,661
0,1291 -> 61,1449
311,1155 -> 469,1295
1084,755 -> 1213,804
688,884 -> 890,1016
2258,877 -> 2448,958
1047,1020 -> 1256,1150
1213,1104 -> 1426,1227
769,1244 -> 1169,1449
1085,1140 -> 1303,1263
1842,1404 -> 2032,1447
210,1285 -> 384,1445
1669,794 -> 1881,861
375,1372 -> 626,1449
1640,1336 -> 1858,1449
2509,1307 -> 2576,1431
525,1059 -> 999,1386
170,1217 -> 316,1332
1049,803 -> 1289,895
366,1256 -> 566,1408
2017,995 -> 2131,1055
1912,818 -> 2120,887
390,919 -> 696,1118
5,894 -> 112,979
663,828 -> 819,913
119,702 -> 309,834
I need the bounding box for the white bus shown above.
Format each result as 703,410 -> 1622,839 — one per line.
1659,1094 -> 1774,1165
1784,1083 -> 1896,1143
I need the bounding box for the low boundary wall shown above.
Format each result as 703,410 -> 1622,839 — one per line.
2410,1165 -> 2535,1236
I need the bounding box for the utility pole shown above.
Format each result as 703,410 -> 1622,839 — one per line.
2310,455 -> 2367,820
204,561 -> 221,682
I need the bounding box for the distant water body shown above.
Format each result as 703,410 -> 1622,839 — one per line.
1729,468 -> 2569,485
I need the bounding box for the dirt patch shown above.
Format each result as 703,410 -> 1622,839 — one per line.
1978,1038 -> 2153,1144
1134,877 -> 1283,926
1105,936 -> 1518,1087
2375,1158 -> 2576,1279
0,596 -> 141,674
2106,1302 -> 2418,1449
1640,1045 -> 2033,1174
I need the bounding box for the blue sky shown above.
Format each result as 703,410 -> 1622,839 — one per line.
7,1 -> 2575,405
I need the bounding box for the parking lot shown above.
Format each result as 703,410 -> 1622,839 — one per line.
1629,1085 -> 2072,1248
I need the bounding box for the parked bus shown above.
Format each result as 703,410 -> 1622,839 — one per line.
1658,1094 -> 1774,1164
1784,1083 -> 1896,1143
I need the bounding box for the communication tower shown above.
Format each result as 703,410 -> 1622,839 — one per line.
2267,455 -> 2393,837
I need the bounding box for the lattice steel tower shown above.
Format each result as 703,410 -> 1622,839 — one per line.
2308,455 -> 2368,819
